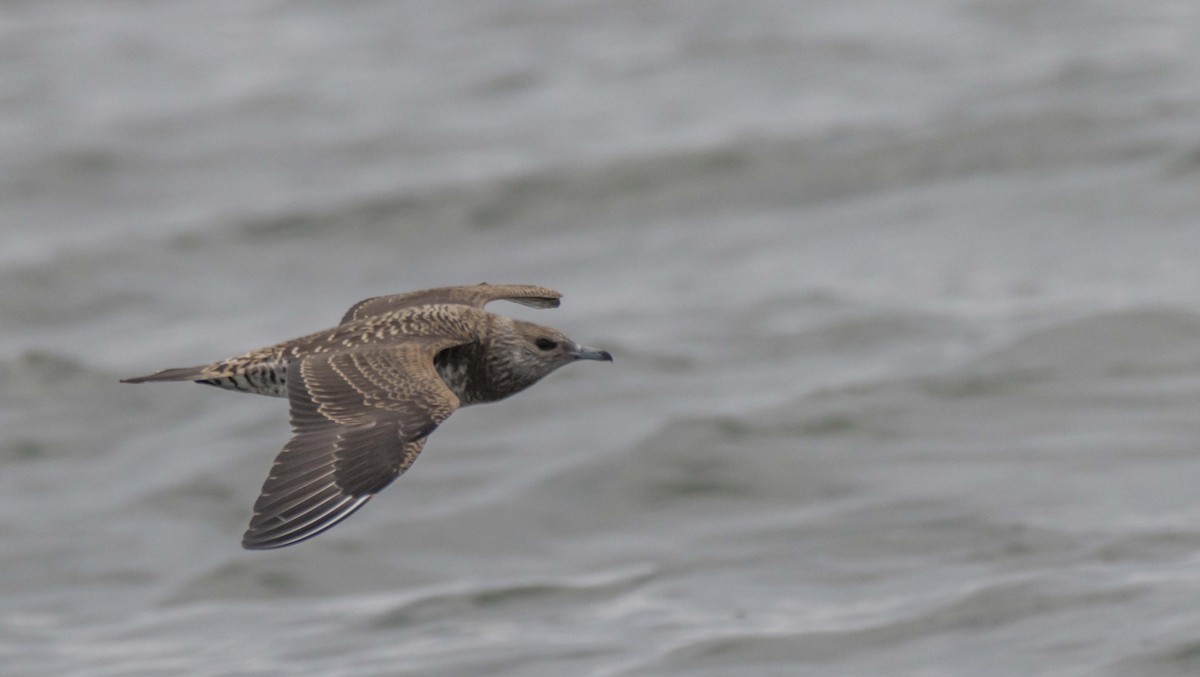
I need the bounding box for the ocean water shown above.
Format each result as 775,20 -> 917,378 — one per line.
4,1 -> 1200,674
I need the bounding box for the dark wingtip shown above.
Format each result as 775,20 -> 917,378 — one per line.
241,494 -> 372,550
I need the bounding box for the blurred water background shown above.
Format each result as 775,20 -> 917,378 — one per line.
4,1 -> 1200,674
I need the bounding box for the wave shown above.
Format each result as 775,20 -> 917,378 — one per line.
0,349 -> 97,398
644,578 -> 1146,674
514,307 -> 1200,531
130,104 -> 1167,249
364,564 -> 656,629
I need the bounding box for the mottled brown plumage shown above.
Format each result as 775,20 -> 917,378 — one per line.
122,284 -> 611,549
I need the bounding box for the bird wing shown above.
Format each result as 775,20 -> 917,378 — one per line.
339,283 -> 561,324
242,337 -> 466,549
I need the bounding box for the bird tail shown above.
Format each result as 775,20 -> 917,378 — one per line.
121,365 -> 211,384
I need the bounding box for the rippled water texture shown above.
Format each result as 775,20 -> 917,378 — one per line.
4,1 -> 1200,675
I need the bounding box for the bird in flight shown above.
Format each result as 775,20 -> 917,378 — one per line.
122,284 -> 612,550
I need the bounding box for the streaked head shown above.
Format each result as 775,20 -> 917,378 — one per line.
487,318 -> 612,396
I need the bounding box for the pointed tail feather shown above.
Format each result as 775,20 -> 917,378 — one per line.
121,365 -> 210,384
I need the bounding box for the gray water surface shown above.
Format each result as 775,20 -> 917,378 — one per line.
4,1 -> 1200,675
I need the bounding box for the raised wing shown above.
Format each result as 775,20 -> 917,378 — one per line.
242,337 -> 467,549
340,283 -> 561,324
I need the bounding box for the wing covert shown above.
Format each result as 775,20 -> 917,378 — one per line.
242,337 -> 465,550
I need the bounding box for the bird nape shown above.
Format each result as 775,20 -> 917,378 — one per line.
122,284 -> 612,550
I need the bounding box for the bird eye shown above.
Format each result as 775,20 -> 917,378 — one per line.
535,338 -> 557,350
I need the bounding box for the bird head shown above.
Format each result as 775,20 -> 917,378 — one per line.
487,318 -> 612,396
